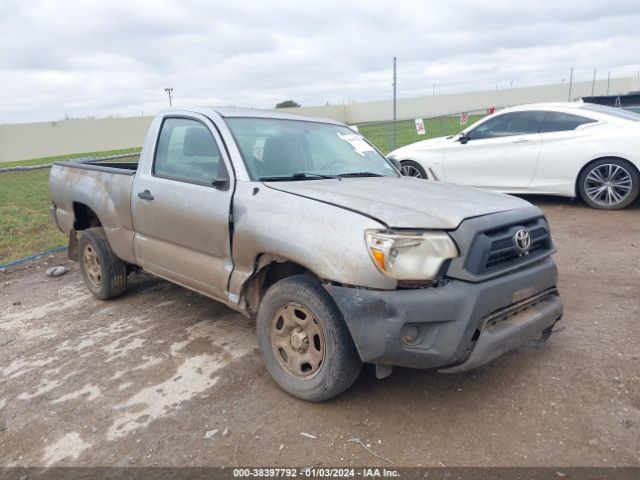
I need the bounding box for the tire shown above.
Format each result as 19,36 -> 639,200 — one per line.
256,274 -> 362,401
77,227 -> 128,300
400,160 -> 428,179
578,158 -> 640,210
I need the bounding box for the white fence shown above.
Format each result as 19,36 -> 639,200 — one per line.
1,76 -> 639,163
283,76 -> 640,124
0,116 -> 152,163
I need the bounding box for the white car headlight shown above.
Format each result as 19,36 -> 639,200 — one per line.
365,230 -> 458,281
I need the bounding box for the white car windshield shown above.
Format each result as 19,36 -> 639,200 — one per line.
224,117 -> 398,181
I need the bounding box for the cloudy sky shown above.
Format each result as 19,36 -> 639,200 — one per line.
1,0 -> 638,123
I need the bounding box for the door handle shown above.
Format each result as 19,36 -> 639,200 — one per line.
512,138 -> 529,143
137,190 -> 154,201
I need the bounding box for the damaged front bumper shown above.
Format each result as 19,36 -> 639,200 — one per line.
324,257 -> 562,372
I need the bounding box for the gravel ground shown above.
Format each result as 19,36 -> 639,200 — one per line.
0,197 -> 638,467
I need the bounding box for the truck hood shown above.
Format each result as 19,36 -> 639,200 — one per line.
265,176 -> 537,229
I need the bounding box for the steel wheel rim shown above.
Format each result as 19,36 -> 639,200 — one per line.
584,163 -> 633,207
270,303 -> 325,379
82,244 -> 102,289
401,164 -> 423,178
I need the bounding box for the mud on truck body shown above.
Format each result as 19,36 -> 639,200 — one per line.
50,108 -> 563,401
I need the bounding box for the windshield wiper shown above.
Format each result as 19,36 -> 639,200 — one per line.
259,172 -> 339,181
337,171 -> 385,178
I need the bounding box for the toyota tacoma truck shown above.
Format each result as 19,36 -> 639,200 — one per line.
49,107 -> 563,401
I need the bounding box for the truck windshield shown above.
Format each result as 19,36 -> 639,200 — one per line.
224,117 -> 398,181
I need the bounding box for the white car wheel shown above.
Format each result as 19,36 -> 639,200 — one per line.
579,159 -> 640,210
400,160 -> 427,179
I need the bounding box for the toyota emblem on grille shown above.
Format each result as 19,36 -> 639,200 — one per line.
514,229 -> 531,252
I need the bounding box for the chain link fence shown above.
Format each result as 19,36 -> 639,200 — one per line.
357,110 -> 489,154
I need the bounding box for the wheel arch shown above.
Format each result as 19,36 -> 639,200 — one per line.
240,254 -> 321,316
574,155 -> 640,200
68,202 -> 104,260
399,158 -> 432,179
72,202 -> 103,230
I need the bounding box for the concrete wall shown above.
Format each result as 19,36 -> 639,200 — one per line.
0,116 -> 153,163
283,76 -> 640,124
1,76 -> 639,162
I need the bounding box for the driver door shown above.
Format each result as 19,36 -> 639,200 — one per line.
443,111 -> 546,189
131,115 -> 233,300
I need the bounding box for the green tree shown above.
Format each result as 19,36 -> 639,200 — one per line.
275,100 -> 301,108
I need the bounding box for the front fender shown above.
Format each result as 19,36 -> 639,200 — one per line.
227,181 -> 397,303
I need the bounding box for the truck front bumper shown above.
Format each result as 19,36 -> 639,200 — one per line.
324,257 -> 562,372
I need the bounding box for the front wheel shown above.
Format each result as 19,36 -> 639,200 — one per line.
578,158 -> 639,210
400,160 -> 427,179
78,227 -> 128,299
256,275 -> 362,401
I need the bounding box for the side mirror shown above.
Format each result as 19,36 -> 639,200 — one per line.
388,157 -> 402,172
459,133 -> 470,144
212,167 -> 230,190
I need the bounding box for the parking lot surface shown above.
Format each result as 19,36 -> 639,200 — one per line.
1,197 -> 639,467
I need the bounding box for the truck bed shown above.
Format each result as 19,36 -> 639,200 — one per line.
53,153 -> 140,175
49,156 -> 138,264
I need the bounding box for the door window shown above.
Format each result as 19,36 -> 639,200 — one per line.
540,112 -> 596,132
467,111 -> 546,140
154,118 -> 224,185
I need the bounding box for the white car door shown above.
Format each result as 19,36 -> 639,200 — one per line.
443,111 -> 546,189
531,111 -> 601,192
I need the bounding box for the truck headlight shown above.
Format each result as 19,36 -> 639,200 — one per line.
365,230 -> 458,281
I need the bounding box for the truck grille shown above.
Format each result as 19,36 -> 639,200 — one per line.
485,226 -> 549,270
464,218 -> 553,276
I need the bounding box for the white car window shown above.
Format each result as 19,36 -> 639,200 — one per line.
540,112 -> 596,133
467,111 -> 546,140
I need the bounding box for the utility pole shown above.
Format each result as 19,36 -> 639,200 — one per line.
606,72 -> 611,95
567,67 -> 574,101
164,87 -> 174,107
392,57 -> 397,150
509,80 -> 514,107
591,69 -> 596,96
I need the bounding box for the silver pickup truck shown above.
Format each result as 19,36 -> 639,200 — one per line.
49,107 -> 563,401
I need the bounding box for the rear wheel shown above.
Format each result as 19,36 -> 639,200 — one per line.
578,158 -> 639,210
400,160 -> 427,179
78,227 -> 128,299
256,275 -> 362,401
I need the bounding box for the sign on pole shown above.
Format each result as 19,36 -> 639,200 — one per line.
414,118 -> 425,135
460,112 -> 469,125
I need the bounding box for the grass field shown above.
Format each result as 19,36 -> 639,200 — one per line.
0,148 -> 141,265
0,168 -> 67,264
358,114 -> 483,153
0,116 -> 483,265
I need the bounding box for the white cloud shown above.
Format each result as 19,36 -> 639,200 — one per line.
0,0 -> 638,123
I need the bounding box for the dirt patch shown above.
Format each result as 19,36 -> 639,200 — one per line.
0,198 -> 639,467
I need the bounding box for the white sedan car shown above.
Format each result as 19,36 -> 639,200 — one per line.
388,102 -> 640,209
